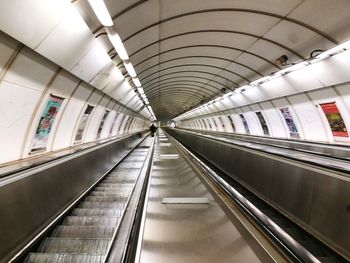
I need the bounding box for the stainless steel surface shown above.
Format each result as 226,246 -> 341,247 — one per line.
0,132 -> 147,262
183,129 -> 350,173
173,135 -> 321,263
24,138 -> 153,263
189,129 -> 350,160
0,133 -> 146,178
106,136 -> 155,263
167,128 -> 350,260
137,131 -> 277,263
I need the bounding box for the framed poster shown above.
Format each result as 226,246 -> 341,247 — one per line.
207,118 -> 212,129
127,117 -> 135,133
75,105 -> 94,143
109,113 -> 119,136
280,107 -> 300,138
239,114 -> 250,134
227,115 -> 236,132
211,118 -> 218,129
200,119 -> 208,129
218,116 -> 225,130
256,111 -> 270,136
320,102 -> 348,137
31,94 -> 64,152
117,114 -> 126,134
97,110 -> 110,139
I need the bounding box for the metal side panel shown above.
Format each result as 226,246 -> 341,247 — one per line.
188,129 -> 350,159
0,132 -> 147,262
308,174 -> 350,258
167,128 -> 350,260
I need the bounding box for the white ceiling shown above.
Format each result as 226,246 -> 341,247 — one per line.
74,0 -> 350,120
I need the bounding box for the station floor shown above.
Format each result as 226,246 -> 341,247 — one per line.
137,131 -> 280,263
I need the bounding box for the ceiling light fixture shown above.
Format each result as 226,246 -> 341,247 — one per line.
108,33 -> 129,60
124,61 -> 137,77
132,77 -> 141,87
88,0 -> 113,27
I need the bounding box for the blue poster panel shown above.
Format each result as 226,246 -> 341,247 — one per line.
280,107 -> 300,138
31,94 -> 64,152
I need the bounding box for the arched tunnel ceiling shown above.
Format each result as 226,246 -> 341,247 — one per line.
74,0 -> 350,120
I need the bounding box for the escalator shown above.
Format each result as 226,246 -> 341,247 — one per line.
24,138 -> 153,263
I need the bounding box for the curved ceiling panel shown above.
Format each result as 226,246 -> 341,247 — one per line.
74,0 -> 350,119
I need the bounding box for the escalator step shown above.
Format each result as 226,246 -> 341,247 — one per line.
79,201 -> 125,209
25,253 -> 105,263
85,196 -> 130,202
52,226 -> 115,238
103,178 -> 135,183
38,238 -> 110,254
63,216 -> 120,227
108,171 -> 139,177
71,208 -> 123,217
89,190 -> 131,197
117,162 -> 144,169
94,186 -> 133,192
98,183 -> 133,188
122,156 -> 147,162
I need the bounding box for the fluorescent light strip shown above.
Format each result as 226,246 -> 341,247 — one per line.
108,33 -> 129,60
88,0 -> 113,26
317,39 -> 350,59
133,77 -> 141,87
176,40 -> 350,121
124,61 -> 137,77
178,39 -> 350,123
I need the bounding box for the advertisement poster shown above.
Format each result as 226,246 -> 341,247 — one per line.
227,115 -> 236,132
75,105 -> 94,143
200,119 -> 208,129
211,118 -> 218,129
280,107 -> 300,138
31,94 -> 64,152
320,102 -> 348,137
117,115 -> 126,134
256,111 -> 270,136
125,118 -> 134,133
97,110 -> 110,139
218,116 -> 225,130
207,119 -> 212,129
109,113 -> 119,136
239,114 -> 250,134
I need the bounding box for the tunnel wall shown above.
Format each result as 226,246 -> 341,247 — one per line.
177,81 -> 350,144
174,48 -> 350,145
0,31 -> 149,165
167,128 -> 350,260
0,132 -> 146,262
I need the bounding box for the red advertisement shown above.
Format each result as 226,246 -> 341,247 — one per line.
320,102 -> 348,137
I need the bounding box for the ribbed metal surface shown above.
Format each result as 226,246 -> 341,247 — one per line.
25,142 -> 150,263
25,253 -> 106,263
39,238 -> 110,253
63,216 -> 120,227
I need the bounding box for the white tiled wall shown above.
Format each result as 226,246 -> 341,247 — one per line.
0,32 -> 148,165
